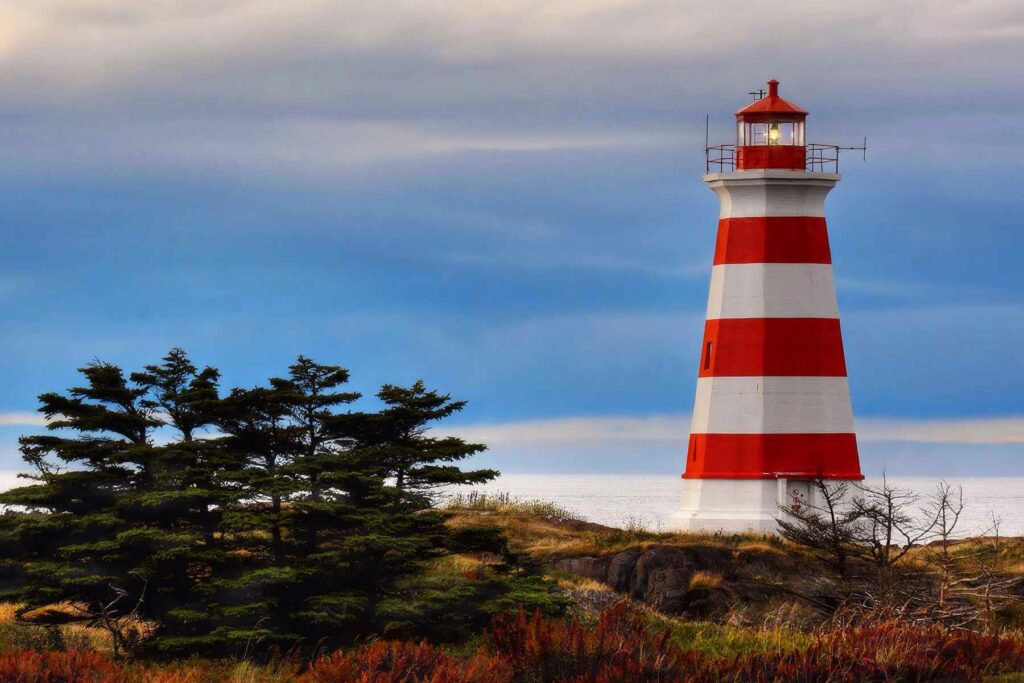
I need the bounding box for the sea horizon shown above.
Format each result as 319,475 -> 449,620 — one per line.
443,473 -> 1024,537
4,469 -> 1020,536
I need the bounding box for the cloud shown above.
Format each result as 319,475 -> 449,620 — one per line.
858,417 -> 1024,445
443,413 -> 1024,447
4,1 -> 1020,83
0,0 -> 1020,181
446,414 -> 688,447
0,412 -> 46,427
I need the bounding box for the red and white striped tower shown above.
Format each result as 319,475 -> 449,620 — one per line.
669,79 -> 863,534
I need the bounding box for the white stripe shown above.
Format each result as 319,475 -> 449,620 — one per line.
690,376 -> 855,434
706,264 -> 839,319
705,173 -> 837,218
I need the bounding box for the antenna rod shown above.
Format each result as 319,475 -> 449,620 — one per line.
704,113 -> 710,172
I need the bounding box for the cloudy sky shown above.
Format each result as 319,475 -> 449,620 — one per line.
1,0 -> 1023,475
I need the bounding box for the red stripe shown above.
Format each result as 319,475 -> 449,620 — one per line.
714,217 -> 832,265
699,318 -> 847,377
683,433 -> 862,479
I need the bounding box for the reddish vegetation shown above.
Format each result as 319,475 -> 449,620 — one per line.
486,602 -> 692,680
0,649 -> 125,682
759,623 -> 1024,682
1,604 -> 1023,681
303,641 -> 511,683
278,605 -> 1024,682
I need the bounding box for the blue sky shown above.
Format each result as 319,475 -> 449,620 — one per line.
1,1 -> 1023,475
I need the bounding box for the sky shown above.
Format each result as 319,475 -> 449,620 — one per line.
1,0 -> 1023,476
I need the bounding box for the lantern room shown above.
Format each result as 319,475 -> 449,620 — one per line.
735,79 -> 807,170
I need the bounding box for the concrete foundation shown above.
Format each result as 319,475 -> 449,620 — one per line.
667,477 -> 848,535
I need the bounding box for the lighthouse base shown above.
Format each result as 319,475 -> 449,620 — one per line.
667,477 -> 849,535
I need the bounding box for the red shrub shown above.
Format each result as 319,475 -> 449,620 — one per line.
486,601 -> 696,681
712,622 -> 1024,683
815,623 -> 1024,681
485,603 -> 1024,683
302,640 -> 512,683
0,650 -> 126,683
149,609 -> 1024,683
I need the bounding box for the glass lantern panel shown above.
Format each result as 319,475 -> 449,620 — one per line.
768,121 -> 796,145
748,123 -> 768,145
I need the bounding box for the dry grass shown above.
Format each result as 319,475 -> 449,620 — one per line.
425,554 -> 488,576
735,540 -> 788,556
443,491 -> 583,522
0,602 -> 112,653
0,603 -> 17,624
443,505 -> 790,561
556,575 -> 614,593
688,571 -> 724,591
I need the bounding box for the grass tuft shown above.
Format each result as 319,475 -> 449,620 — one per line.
687,571 -> 723,591
443,491 -> 583,522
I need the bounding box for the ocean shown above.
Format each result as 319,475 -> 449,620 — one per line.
2,470 -> 1020,536
443,474 -> 1024,537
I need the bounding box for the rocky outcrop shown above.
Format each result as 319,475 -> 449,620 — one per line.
553,555 -> 611,582
629,545 -> 731,613
606,548 -> 641,592
554,544 -> 803,619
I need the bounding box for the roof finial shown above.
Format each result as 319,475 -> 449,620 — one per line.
767,79 -> 779,98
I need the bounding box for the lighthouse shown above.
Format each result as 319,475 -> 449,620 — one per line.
669,80 -> 864,534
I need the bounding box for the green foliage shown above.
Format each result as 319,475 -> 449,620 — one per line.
0,350 -> 225,657
369,518 -> 567,644
0,349 -> 557,658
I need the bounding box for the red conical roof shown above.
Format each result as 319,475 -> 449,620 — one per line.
735,79 -> 807,119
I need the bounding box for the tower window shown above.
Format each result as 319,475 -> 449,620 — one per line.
704,341 -> 713,370
742,120 -> 803,146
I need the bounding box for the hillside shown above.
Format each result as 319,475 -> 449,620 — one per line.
442,493 -> 1024,630
0,500 -> 1023,680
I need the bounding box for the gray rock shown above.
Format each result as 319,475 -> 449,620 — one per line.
628,546 -> 731,614
605,549 -> 641,592
553,555 -> 611,582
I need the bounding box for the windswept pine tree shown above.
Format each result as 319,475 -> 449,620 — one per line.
0,350 -> 562,657
211,357 -> 376,649
211,364 -> 504,649
0,350 -> 225,656
348,380 -> 497,508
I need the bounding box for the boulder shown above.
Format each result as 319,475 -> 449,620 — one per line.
606,549 -> 641,592
630,546 -> 731,603
553,555 -> 611,582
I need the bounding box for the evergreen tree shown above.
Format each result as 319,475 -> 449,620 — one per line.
0,351 -> 226,656
0,352 -> 563,657
212,368 -> 500,651
211,357 -> 373,649
349,380 -> 496,509
129,349 -> 236,655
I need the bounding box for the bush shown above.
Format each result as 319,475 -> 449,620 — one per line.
1,605 -> 1022,682
482,603 -> 1024,683
0,650 -> 124,682
751,622 -> 1024,682
302,641 -> 511,683
486,602 -> 695,681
